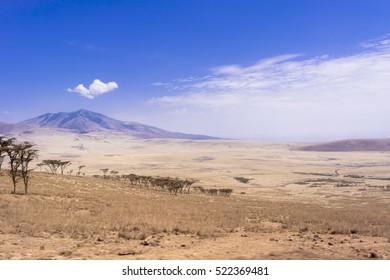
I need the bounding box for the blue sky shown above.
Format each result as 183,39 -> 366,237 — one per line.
1,0 -> 390,140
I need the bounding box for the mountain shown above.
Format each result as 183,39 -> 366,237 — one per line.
19,109 -> 217,139
297,138 -> 390,152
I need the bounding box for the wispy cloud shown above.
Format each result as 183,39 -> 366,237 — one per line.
67,79 -> 118,99
149,35 -> 390,140
360,33 -> 390,50
151,43 -> 390,108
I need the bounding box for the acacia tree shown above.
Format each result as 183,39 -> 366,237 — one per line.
77,165 -> 85,177
0,136 -> 13,172
100,168 -> 109,179
110,170 -> 118,179
18,142 -> 38,194
0,137 -> 20,193
40,160 -> 61,174
59,161 -> 72,175
0,137 -> 39,194
0,155 -> 5,172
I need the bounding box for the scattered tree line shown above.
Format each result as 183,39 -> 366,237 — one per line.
0,136 -> 38,194
37,160 -> 85,176
1,135 -> 233,197
93,169 -> 233,197
192,186 -> 233,197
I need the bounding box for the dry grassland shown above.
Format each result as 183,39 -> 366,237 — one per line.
1,168 -> 390,259
1,134 -> 390,259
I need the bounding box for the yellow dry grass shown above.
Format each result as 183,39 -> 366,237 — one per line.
1,171 -> 390,243
2,136 -> 390,259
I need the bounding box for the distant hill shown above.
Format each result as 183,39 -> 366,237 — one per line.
17,109 -> 217,139
0,121 -> 33,135
297,138 -> 390,152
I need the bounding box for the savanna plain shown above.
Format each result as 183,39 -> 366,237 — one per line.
1,131 -> 390,259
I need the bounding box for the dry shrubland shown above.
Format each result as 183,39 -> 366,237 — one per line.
1,171 -> 390,244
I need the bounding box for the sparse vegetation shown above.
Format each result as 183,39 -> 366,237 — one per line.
100,168 -> 109,179
59,161 -> 72,175
40,160 -> 61,174
293,172 -> 334,177
1,134 -> 390,259
0,136 -> 7,171
0,173 -> 244,240
77,165 -> 85,177
234,176 -> 252,184
18,142 -> 39,194
1,172 -> 390,257
39,159 -> 73,175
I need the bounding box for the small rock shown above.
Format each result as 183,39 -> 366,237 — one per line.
141,236 -> 159,246
369,252 -> 380,259
59,251 -> 72,257
118,250 -> 138,256
97,236 -> 104,242
328,242 -> 333,246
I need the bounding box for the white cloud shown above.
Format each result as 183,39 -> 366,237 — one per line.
149,36 -> 390,140
67,79 -> 118,99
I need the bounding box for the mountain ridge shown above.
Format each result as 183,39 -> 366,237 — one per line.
16,109 -> 217,139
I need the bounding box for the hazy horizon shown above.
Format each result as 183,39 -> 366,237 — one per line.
1,1 -> 390,141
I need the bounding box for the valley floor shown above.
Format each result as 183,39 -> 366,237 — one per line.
1,138 -> 390,259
